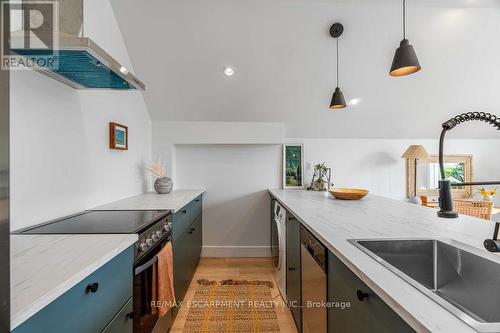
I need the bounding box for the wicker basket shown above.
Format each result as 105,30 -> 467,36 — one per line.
453,199 -> 494,220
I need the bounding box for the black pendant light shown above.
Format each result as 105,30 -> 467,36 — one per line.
390,0 -> 421,77
330,23 -> 346,109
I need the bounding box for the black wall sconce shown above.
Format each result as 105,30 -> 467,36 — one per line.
330,23 -> 347,109
390,0 -> 421,77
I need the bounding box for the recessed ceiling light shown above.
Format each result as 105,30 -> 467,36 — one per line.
223,66 -> 235,77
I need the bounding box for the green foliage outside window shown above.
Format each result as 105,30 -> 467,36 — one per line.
444,163 -> 465,185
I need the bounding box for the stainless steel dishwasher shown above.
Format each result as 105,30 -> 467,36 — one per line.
301,225 -> 327,333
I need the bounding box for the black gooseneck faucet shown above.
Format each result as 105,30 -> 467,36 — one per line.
436,112 -> 500,252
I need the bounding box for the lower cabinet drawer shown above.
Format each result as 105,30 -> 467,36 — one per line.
173,230 -> 191,302
328,252 -> 414,333
13,246 -> 133,333
172,206 -> 190,242
173,217 -> 202,305
191,195 -> 202,220
102,297 -> 133,333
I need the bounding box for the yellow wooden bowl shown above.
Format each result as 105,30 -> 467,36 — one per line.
329,188 -> 369,200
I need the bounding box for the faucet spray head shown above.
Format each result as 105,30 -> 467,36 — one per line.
484,239 -> 500,252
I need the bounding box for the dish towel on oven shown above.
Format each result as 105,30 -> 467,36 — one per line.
154,242 -> 176,317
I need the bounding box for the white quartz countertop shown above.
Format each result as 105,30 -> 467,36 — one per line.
93,189 -> 205,212
493,212 -> 500,223
10,234 -> 137,330
269,189 -> 499,333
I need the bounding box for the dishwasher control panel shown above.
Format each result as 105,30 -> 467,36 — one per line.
301,225 -> 326,271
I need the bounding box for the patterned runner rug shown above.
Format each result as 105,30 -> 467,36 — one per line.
183,280 -> 280,333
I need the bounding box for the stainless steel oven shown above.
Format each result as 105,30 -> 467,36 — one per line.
133,222 -> 172,333
18,209 -> 173,333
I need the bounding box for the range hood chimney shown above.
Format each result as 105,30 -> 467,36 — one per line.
10,0 -> 145,90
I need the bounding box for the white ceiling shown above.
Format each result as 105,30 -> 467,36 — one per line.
110,0 -> 500,138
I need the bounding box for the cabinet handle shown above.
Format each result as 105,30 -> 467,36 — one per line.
126,312 -> 134,320
356,289 -> 369,301
182,210 -> 187,214
86,282 -> 99,294
195,199 -> 200,202
187,227 -> 195,234
288,267 -> 296,271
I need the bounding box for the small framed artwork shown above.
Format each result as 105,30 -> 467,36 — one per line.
109,122 -> 128,150
283,144 -> 304,189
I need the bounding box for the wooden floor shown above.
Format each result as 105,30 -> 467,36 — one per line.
170,257 -> 298,333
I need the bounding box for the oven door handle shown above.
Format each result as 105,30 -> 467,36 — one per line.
134,255 -> 158,275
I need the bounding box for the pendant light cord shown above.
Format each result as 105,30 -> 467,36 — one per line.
336,37 -> 339,87
403,0 -> 406,39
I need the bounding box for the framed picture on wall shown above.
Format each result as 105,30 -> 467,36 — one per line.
109,122 -> 128,150
283,144 -> 304,189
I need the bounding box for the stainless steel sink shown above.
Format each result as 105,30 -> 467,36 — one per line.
349,238 -> 500,332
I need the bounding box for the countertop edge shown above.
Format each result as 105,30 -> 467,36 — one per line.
169,189 -> 206,213
92,189 -> 206,212
10,234 -> 138,330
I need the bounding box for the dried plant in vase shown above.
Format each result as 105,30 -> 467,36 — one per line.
146,159 -> 173,194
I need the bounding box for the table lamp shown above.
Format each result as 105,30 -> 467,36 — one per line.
402,145 -> 430,204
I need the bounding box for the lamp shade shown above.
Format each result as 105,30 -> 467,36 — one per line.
330,87 -> 346,109
390,39 -> 421,77
401,145 -> 430,159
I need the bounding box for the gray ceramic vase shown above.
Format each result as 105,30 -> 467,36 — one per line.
154,177 -> 173,194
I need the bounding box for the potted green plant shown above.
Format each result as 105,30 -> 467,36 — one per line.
307,163 -> 332,191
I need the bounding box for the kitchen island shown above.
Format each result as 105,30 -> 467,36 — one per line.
269,189 -> 498,332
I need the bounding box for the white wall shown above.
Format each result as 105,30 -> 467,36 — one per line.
174,144 -> 281,257
112,0 -> 500,139
153,121 -> 285,145
152,119 -> 500,256
293,138 -> 500,207
9,0 -> 151,231
152,121 -> 285,182
167,139 -> 500,257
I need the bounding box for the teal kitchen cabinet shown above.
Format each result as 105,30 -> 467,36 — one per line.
187,214 -> 203,269
173,229 -> 191,301
171,206 -> 190,242
327,251 -> 414,333
102,297 -> 133,333
176,214 -> 202,300
286,213 -> 302,332
172,195 -> 203,304
190,196 -> 202,222
13,246 -> 133,333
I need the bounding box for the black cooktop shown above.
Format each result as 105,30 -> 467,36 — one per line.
20,210 -> 169,234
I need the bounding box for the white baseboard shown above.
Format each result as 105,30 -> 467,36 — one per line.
201,246 -> 271,257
